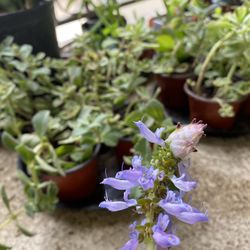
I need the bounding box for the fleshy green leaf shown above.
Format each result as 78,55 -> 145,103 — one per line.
1,132 -> 18,151
16,223 -> 35,237
1,186 -> 10,212
32,110 -> 50,138
15,144 -> 35,165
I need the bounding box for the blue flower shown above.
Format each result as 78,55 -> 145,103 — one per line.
115,156 -> 159,191
170,174 -> 197,192
99,190 -> 137,212
159,191 -> 208,225
152,213 -> 180,248
135,121 -> 165,146
120,222 -> 139,250
101,178 -> 136,190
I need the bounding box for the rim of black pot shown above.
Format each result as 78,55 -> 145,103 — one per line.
63,144 -> 101,175
183,82 -> 245,104
0,0 -> 50,17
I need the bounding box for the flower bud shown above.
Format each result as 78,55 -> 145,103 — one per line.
166,121 -> 206,159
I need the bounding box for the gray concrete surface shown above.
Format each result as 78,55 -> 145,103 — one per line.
0,135 -> 250,250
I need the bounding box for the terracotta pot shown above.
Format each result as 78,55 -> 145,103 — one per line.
240,95 -> 250,117
184,83 -> 242,130
42,145 -> 100,203
115,138 -> 133,166
155,72 -> 193,110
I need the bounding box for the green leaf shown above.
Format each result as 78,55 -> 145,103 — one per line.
156,35 -> 175,51
16,170 -> 31,185
1,132 -> 18,151
16,144 -> 35,164
144,99 -> 165,122
101,130 -> 120,147
16,223 -> 35,237
32,110 -> 50,138
55,145 -> 75,157
35,156 -> 58,174
0,243 -> 12,250
1,186 -> 10,212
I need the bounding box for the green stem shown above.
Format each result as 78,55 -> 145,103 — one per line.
227,63 -> 237,80
195,31 -> 235,95
146,239 -> 155,250
0,210 -> 22,231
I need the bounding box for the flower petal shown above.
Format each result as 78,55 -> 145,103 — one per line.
171,174 -> 197,192
153,231 -> 180,248
120,239 -> 138,250
135,121 -> 165,146
132,155 -> 142,168
159,200 -> 190,217
99,200 -> 136,212
101,178 -> 136,190
115,170 -> 142,183
177,211 -> 208,224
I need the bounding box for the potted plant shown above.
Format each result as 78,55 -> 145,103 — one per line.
0,0 -> 59,57
99,120 -> 208,249
151,0 -> 209,110
2,106 -> 118,210
185,4 -> 250,129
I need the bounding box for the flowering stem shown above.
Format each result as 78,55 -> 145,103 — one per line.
146,239 -> 155,250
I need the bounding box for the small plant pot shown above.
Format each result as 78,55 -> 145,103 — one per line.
155,72 -> 193,110
240,95 -> 250,117
0,1 -> 59,57
184,83 -> 242,130
115,138 -> 133,166
18,145 -> 101,204
42,145 -> 101,203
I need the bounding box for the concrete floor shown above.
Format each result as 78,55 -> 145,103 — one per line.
0,134 -> 250,250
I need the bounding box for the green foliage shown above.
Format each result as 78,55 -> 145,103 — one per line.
191,3 -> 250,116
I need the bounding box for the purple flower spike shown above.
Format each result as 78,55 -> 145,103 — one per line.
152,213 -> 180,248
135,121 -> 165,146
170,174 -> 197,192
99,199 -> 137,212
120,222 -> 139,250
101,178 -> 136,190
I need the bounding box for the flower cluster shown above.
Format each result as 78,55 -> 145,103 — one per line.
99,121 -> 208,249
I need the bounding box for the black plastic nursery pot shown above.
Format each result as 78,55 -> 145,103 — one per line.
155,72 -> 193,110
0,1 -> 59,57
19,145 -> 101,204
184,83 -> 242,130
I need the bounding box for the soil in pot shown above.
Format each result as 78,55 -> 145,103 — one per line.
37,144 -> 100,204
184,83 -> 242,130
156,72 -> 193,110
